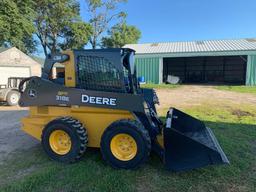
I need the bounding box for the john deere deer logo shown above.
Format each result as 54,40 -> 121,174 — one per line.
28,89 -> 37,98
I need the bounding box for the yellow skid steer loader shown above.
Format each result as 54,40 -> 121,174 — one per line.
18,48 -> 229,171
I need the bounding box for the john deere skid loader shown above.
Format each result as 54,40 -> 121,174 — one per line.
18,48 -> 229,171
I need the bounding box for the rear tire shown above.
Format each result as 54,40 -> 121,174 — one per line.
100,119 -> 151,169
42,117 -> 88,163
6,90 -> 20,106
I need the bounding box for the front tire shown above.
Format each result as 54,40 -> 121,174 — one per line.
6,90 -> 20,106
100,119 -> 151,169
42,117 -> 88,163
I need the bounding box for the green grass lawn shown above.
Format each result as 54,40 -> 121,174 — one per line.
215,85 -> 256,94
0,103 -> 256,192
140,83 -> 180,89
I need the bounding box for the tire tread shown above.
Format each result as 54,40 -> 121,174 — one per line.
42,116 -> 88,162
101,119 -> 151,169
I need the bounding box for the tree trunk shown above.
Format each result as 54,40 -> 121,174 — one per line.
42,44 -> 48,57
92,37 -> 96,49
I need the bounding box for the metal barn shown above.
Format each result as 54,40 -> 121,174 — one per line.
124,38 -> 256,85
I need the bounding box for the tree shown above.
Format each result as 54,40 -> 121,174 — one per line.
0,0 -> 36,54
34,0 -> 92,56
86,0 -> 127,49
102,22 -> 141,48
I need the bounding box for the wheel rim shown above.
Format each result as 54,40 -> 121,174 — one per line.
49,130 -> 72,155
110,133 -> 137,161
10,93 -> 19,104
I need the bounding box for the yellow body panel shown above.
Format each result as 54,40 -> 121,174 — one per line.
22,106 -> 135,148
157,134 -> 164,148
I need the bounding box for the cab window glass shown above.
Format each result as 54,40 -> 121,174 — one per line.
77,55 -> 125,92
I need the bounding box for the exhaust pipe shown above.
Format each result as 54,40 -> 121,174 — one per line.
163,108 -> 229,171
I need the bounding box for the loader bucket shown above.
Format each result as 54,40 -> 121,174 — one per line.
163,108 -> 229,171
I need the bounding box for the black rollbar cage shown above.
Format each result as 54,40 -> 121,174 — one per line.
41,53 -> 69,80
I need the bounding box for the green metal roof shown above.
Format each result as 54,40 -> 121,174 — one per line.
124,38 -> 256,57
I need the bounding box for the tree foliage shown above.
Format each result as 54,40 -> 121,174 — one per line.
0,0 -> 141,55
35,0 -> 92,56
102,22 -> 141,48
0,0 -> 36,54
86,0 -> 127,49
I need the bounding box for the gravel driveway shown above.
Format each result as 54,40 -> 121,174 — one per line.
0,106 -> 38,163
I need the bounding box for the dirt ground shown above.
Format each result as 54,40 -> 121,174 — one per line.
156,85 -> 256,109
0,85 -> 255,164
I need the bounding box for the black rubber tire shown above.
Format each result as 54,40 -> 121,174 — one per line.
41,117 -> 88,163
100,119 -> 151,169
6,90 -> 20,106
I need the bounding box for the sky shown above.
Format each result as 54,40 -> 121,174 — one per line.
79,0 -> 256,43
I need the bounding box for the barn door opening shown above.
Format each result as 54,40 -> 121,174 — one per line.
163,56 -> 247,85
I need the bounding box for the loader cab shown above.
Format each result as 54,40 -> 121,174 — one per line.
42,48 -> 139,94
